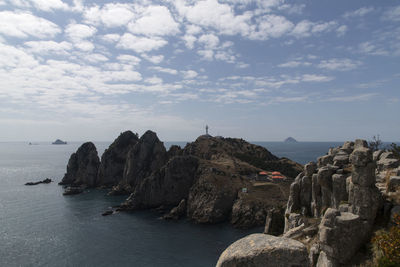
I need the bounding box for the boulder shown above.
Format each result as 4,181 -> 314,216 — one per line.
354,139 -> 368,149
216,234 -> 309,267
318,155 -> 333,168
350,185 -> 380,223
377,158 -> 400,171
97,131 -> 138,187
350,147 -> 372,167
341,141 -> 354,154
284,213 -> 303,232
59,142 -> 100,187
333,151 -> 349,167
311,173 -> 322,217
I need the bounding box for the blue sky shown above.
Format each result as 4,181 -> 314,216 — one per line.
0,0 -> 399,142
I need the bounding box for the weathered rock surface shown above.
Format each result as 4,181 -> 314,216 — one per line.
387,176 -> 400,192
59,142 -> 100,187
263,208 -> 285,236
216,234 -> 309,267
97,131 -> 138,187
123,156 -> 199,210
163,199 -> 187,220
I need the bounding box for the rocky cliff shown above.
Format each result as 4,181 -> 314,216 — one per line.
59,142 -> 100,187
217,139 -> 400,267
60,131 -> 302,229
96,131 -> 138,187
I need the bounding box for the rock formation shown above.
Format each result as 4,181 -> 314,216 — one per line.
59,142 -> 100,187
96,131 -> 138,187
25,178 -> 52,185
216,234 -> 309,267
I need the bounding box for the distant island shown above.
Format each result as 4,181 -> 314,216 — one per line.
52,139 -> 67,145
284,137 -> 298,143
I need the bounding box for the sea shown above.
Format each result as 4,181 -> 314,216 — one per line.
0,140 -> 348,267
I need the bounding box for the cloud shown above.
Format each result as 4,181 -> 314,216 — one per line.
117,33 -> 168,53
83,53 -> 109,63
0,11 -> 61,38
302,74 -> 334,82
24,40 -> 72,54
382,5 -> 400,22
291,20 -> 337,38
249,14 -> 294,40
182,34 -> 197,49
84,3 -> 135,27
65,23 -> 97,40
117,54 -> 141,65
198,34 -> 220,49
317,58 -> 361,71
128,5 -> 180,36
325,93 -> 377,102
141,54 -> 164,64
278,60 -> 311,68
100,34 -> 120,43
27,0 -> 69,12
358,42 -> 388,56
343,7 -> 374,18
149,66 -> 178,75
336,25 -> 347,37
182,70 -> 198,79
145,76 -> 163,84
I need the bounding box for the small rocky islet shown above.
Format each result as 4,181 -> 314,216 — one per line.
59,130 -> 302,228
58,131 -> 400,266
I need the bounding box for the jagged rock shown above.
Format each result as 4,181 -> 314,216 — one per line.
331,174 -> 347,209
309,243 -> 321,267
387,176 -> 400,192
63,185 -> 85,195
284,213 -> 303,232
59,142 -> 100,187
333,151 -> 349,167
305,162 -> 317,177
318,209 -> 367,264
286,178 -> 301,214
377,157 -> 400,171
318,155 -> 333,168
300,175 -> 312,215
373,150 -> 384,161
351,162 -> 375,186
316,251 -> 338,267
354,139 -> 368,149
122,130 -> 168,189
311,173 -> 322,217
167,145 -> 182,158
283,223 -> 306,239
163,199 -> 187,220
263,208 -> 284,236
97,131 -> 138,187
124,156 -> 199,210
341,141 -> 354,154
317,167 -> 334,210
216,234 -> 309,267
350,147 -> 372,167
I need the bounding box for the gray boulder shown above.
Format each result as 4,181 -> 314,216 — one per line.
331,174 -> 347,208
216,234 -> 309,267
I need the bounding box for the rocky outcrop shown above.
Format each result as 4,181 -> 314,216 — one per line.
96,131 -> 138,187
163,199 -> 187,220
25,178 -> 52,185
121,130 -> 168,189
59,142 -> 100,187
263,208 -> 285,236
216,234 -> 309,267
121,156 -> 198,210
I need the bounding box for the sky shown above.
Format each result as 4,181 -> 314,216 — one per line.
0,0 -> 399,142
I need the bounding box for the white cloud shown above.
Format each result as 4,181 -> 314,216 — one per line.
344,7 -> 374,18
182,34 -> 197,49
28,0 -> 69,12
84,3 -> 135,27
74,41 -> 94,52
128,5 -> 180,36
117,54 -> 141,65
198,34 -> 219,49
141,54 -> 164,64
291,20 -> 337,38
100,34 -> 120,43
278,60 -> 311,68
358,42 -> 388,56
65,23 -> 97,41
145,76 -> 163,84
149,66 -> 178,75
249,15 -> 294,40
198,49 -> 214,60
182,70 -> 198,79
325,93 -> 377,102
0,43 -> 38,68
318,58 -> 361,71
336,25 -> 347,37
24,41 -> 72,54
302,74 -> 334,82
83,53 -> 109,63
383,5 -> 400,22
117,33 -> 168,53
186,24 -> 202,35
278,4 -> 305,15
0,11 -> 60,38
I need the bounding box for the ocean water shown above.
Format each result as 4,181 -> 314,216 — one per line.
0,140 -> 342,267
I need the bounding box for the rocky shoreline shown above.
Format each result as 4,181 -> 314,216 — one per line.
59,130 -> 302,229
216,139 -> 400,266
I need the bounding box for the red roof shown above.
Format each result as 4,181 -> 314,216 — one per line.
272,171 -> 281,175
259,171 -> 268,175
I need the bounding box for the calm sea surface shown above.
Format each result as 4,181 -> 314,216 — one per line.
0,140 -> 343,267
